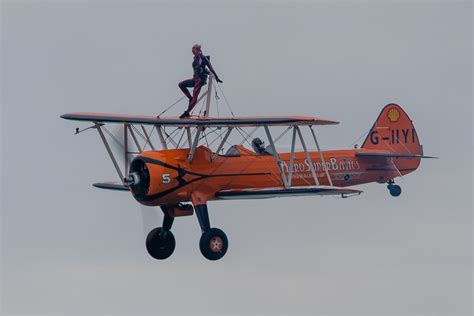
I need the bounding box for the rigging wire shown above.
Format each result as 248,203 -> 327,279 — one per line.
103,126 -> 125,150
142,125 -> 156,150
274,126 -> 292,144
214,78 -> 221,118
130,124 -> 146,142
163,127 -> 180,147
216,82 -> 235,117
238,126 -> 258,145
207,128 -> 232,148
350,129 -> 369,148
156,95 -> 187,117
203,129 -> 210,148
175,128 -> 186,149
235,127 -> 254,147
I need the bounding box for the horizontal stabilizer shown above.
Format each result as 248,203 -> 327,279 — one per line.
93,182 -> 129,191
215,185 -> 362,200
355,152 -> 438,159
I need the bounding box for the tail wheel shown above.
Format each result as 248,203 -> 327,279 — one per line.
199,228 -> 228,261
388,184 -> 402,197
146,227 -> 176,260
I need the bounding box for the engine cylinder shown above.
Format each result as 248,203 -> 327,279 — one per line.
129,158 -> 150,198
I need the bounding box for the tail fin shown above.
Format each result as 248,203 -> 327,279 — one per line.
361,103 -> 422,155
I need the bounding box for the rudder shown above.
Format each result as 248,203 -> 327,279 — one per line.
361,103 -> 422,155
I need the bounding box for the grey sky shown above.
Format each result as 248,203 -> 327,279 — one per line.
1,1 -> 472,315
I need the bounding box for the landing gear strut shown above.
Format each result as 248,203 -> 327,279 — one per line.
145,206 -> 176,260
387,180 -> 401,197
195,204 -> 228,261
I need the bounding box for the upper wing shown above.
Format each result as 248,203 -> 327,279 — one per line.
60,113 -> 338,127
215,185 -> 362,200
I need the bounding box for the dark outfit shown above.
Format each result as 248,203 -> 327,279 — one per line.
178,54 -> 220,115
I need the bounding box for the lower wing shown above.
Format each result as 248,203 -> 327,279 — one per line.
215,185 -> 362,200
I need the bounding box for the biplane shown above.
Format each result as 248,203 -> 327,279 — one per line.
61,76 -> 435,261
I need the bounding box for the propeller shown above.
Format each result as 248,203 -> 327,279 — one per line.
139,205 -> 161,238
104,125 -> 161,236
104,125 -> 143,183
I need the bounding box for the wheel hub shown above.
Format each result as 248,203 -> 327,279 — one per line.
210,236 -> 223,252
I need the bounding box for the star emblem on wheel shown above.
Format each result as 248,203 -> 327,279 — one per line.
210,237 -> 222,252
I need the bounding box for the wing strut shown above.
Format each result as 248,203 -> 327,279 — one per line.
204,74 -> 213,117
186,127 -> 193,147
96,125 -> 125,184
295,126 -> 320,186
124,124 -> 129,177
212,127 -> 233,160
264,125 -> 289,188
287,127 -> 297,186
127,124 -> 143,153
140,125 -> 156,150
155,125 -> 168,149
310,126 -> 333,186
188,127 -> 203,162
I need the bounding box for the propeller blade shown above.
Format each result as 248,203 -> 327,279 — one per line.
139,205 -> 161,237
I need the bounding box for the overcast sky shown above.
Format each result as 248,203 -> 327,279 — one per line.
1,1 -> 472,315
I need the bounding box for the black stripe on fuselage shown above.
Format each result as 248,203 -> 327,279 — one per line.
135,157 -> 270,202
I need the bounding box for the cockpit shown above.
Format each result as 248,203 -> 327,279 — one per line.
222,138 -> 272,157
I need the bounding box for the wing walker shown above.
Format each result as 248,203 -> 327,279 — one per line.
62,74 -> 436,261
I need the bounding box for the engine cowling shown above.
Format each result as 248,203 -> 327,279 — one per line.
128,158 -> 151,199
128,152 -> 187,205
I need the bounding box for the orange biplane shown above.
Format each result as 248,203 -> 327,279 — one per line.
61,78 -> 435,261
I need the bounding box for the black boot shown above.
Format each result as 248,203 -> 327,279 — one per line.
179,110 -> 190,119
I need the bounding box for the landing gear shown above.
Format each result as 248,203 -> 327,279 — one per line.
387,180 -> 402,197
195,204 -> 228,261
200,228 -> 228,261
145,206 -> 175,260
146,227 -> 175,259
145,203 -> 228,261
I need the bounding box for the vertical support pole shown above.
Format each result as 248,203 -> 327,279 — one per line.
124,124 -> 129,178
264,125 -> 289,189
141,125 -> 156,150
195,90 -> 208,110
156,125 -> 168,150
96,125 -> 124,183
188,127 -> 202,162
287,127 -> 297,187
160,206 -> 175,232
186,127 -> 192,147
310,126 -> 333,186
194,204 -> 211,233
212,127 -> 233,160
127,125 -> 142,153
204,74 -> 213,118
295,126 -> 319,186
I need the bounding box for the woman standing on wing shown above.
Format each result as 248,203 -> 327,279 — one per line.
178,44 -> 223,119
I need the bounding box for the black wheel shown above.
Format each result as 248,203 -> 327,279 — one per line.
146,227 -> 175,260
388,184 -> 402,197
199,228 -> 228,261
